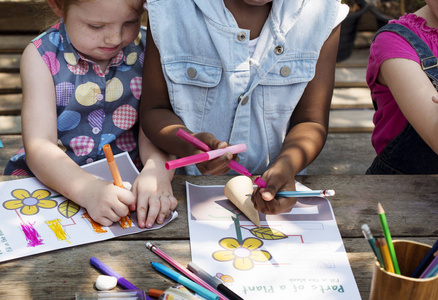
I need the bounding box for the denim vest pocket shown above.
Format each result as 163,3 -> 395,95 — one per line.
163,61 -> 223,122
259,58 -> 316,86
164,62 -> 222,87
258,58 -> 316,114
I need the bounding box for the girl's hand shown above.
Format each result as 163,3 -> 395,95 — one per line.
251,158 -> 297,214
193,132 -> 237,175
131,168 -> 177,229
82,179 -> 136,227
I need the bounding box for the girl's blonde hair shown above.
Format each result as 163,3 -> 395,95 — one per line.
42,0 -> 146,30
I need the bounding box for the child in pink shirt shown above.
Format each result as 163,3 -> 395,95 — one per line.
366,2 -> 438,174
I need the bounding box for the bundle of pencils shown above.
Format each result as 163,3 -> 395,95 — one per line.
362,202 -> 438,278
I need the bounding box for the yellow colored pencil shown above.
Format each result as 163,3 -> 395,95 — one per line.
379,238 -> 395,273
378,202 -> 400,274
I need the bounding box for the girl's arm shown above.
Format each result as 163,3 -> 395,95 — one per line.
20,43 -> 135,226
131,128 -> 177,228
378,58 -> 438,153
252,25 -> 341,215
140,23 -> 234,174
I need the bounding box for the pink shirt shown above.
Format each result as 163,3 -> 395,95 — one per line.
367,13 -> 438,155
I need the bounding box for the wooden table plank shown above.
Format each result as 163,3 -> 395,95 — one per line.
0,35 -> 34,53
332,88 -> 373,110
307,132 -> 374,175
0,94 -> 21,114
328,109 -> 375,133
0,175 -> 437,300
0,115 -> 21,135
335,67 -> 367,88
0,54 -> 21,72
0,1 -> 47,33
0,73 -> 21,92
0,133 -> 376,177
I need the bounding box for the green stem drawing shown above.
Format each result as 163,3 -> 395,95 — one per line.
232,215 -> 243,244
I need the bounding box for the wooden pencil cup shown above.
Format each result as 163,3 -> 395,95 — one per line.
370,240 -> 438,300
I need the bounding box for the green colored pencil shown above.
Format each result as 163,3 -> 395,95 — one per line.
378,202 -> 400,274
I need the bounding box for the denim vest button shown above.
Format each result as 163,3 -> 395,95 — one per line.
187,67 -> 197,78
280,66 -> 291,77
237,32 -> 246,41
238,94 -> 249,105
274,45 -> 284,55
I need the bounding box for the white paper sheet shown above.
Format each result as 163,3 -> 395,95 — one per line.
186,181 -> 360,300
0,152 -> 177,263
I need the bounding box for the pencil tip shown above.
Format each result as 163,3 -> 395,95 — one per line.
377,202 -> 384,214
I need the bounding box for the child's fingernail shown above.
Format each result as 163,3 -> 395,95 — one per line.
146,222 -> 152,228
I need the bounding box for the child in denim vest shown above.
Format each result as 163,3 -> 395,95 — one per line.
366,1 -> 438,174
141,0 -> 348,214
4,0 -> 176,228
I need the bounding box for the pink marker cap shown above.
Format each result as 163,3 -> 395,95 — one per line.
254,177 -> 267,188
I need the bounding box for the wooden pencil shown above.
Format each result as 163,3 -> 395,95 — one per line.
379,237 -> 395,273
374,238 -> 385,269
378,202 -> 401,274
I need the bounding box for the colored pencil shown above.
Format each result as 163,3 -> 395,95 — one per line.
374,238 -> 385,269
411,238 -> 438,277
420,251 -> 438,278
247,189 -> 335,198
362,224 -> 385,268
379,238 -> 395,273
188,262 -> 243,300
378,202 -> 400,274
151,262 -> 218,300
145,242 -> 228,300
424,261 -> 438,278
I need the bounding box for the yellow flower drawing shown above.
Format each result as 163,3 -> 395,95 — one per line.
213,237 -> 272,270
3,189 -> 58,215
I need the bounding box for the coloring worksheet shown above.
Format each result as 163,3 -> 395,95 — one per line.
187,182 -> 361,300
0,152 -> 177,263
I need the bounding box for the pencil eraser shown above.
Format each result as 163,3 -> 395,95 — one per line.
95,275 -> 117,291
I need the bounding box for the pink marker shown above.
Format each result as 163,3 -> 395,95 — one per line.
176,129 -> 252,176
254,177 -> 267,188
176,129 -> 210,152
165,144 -> 247,170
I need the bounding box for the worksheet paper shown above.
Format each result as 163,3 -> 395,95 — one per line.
186,182 -> 361,300
0,152 -> 177,263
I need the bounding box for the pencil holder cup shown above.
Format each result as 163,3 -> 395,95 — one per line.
370,240 -> 438,300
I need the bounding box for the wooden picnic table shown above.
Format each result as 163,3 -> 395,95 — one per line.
0,174 -> 437,300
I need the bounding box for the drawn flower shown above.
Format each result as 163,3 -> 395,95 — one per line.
3,189 -> 58,215
213,237 -> 271,270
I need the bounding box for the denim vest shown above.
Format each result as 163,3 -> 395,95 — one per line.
367,24 -> 438,174
147,0 -> 341,175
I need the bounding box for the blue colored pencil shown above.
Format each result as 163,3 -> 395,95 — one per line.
411,239 -> 438,277
420,252 -> 438,278
248,189 -> 335,197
